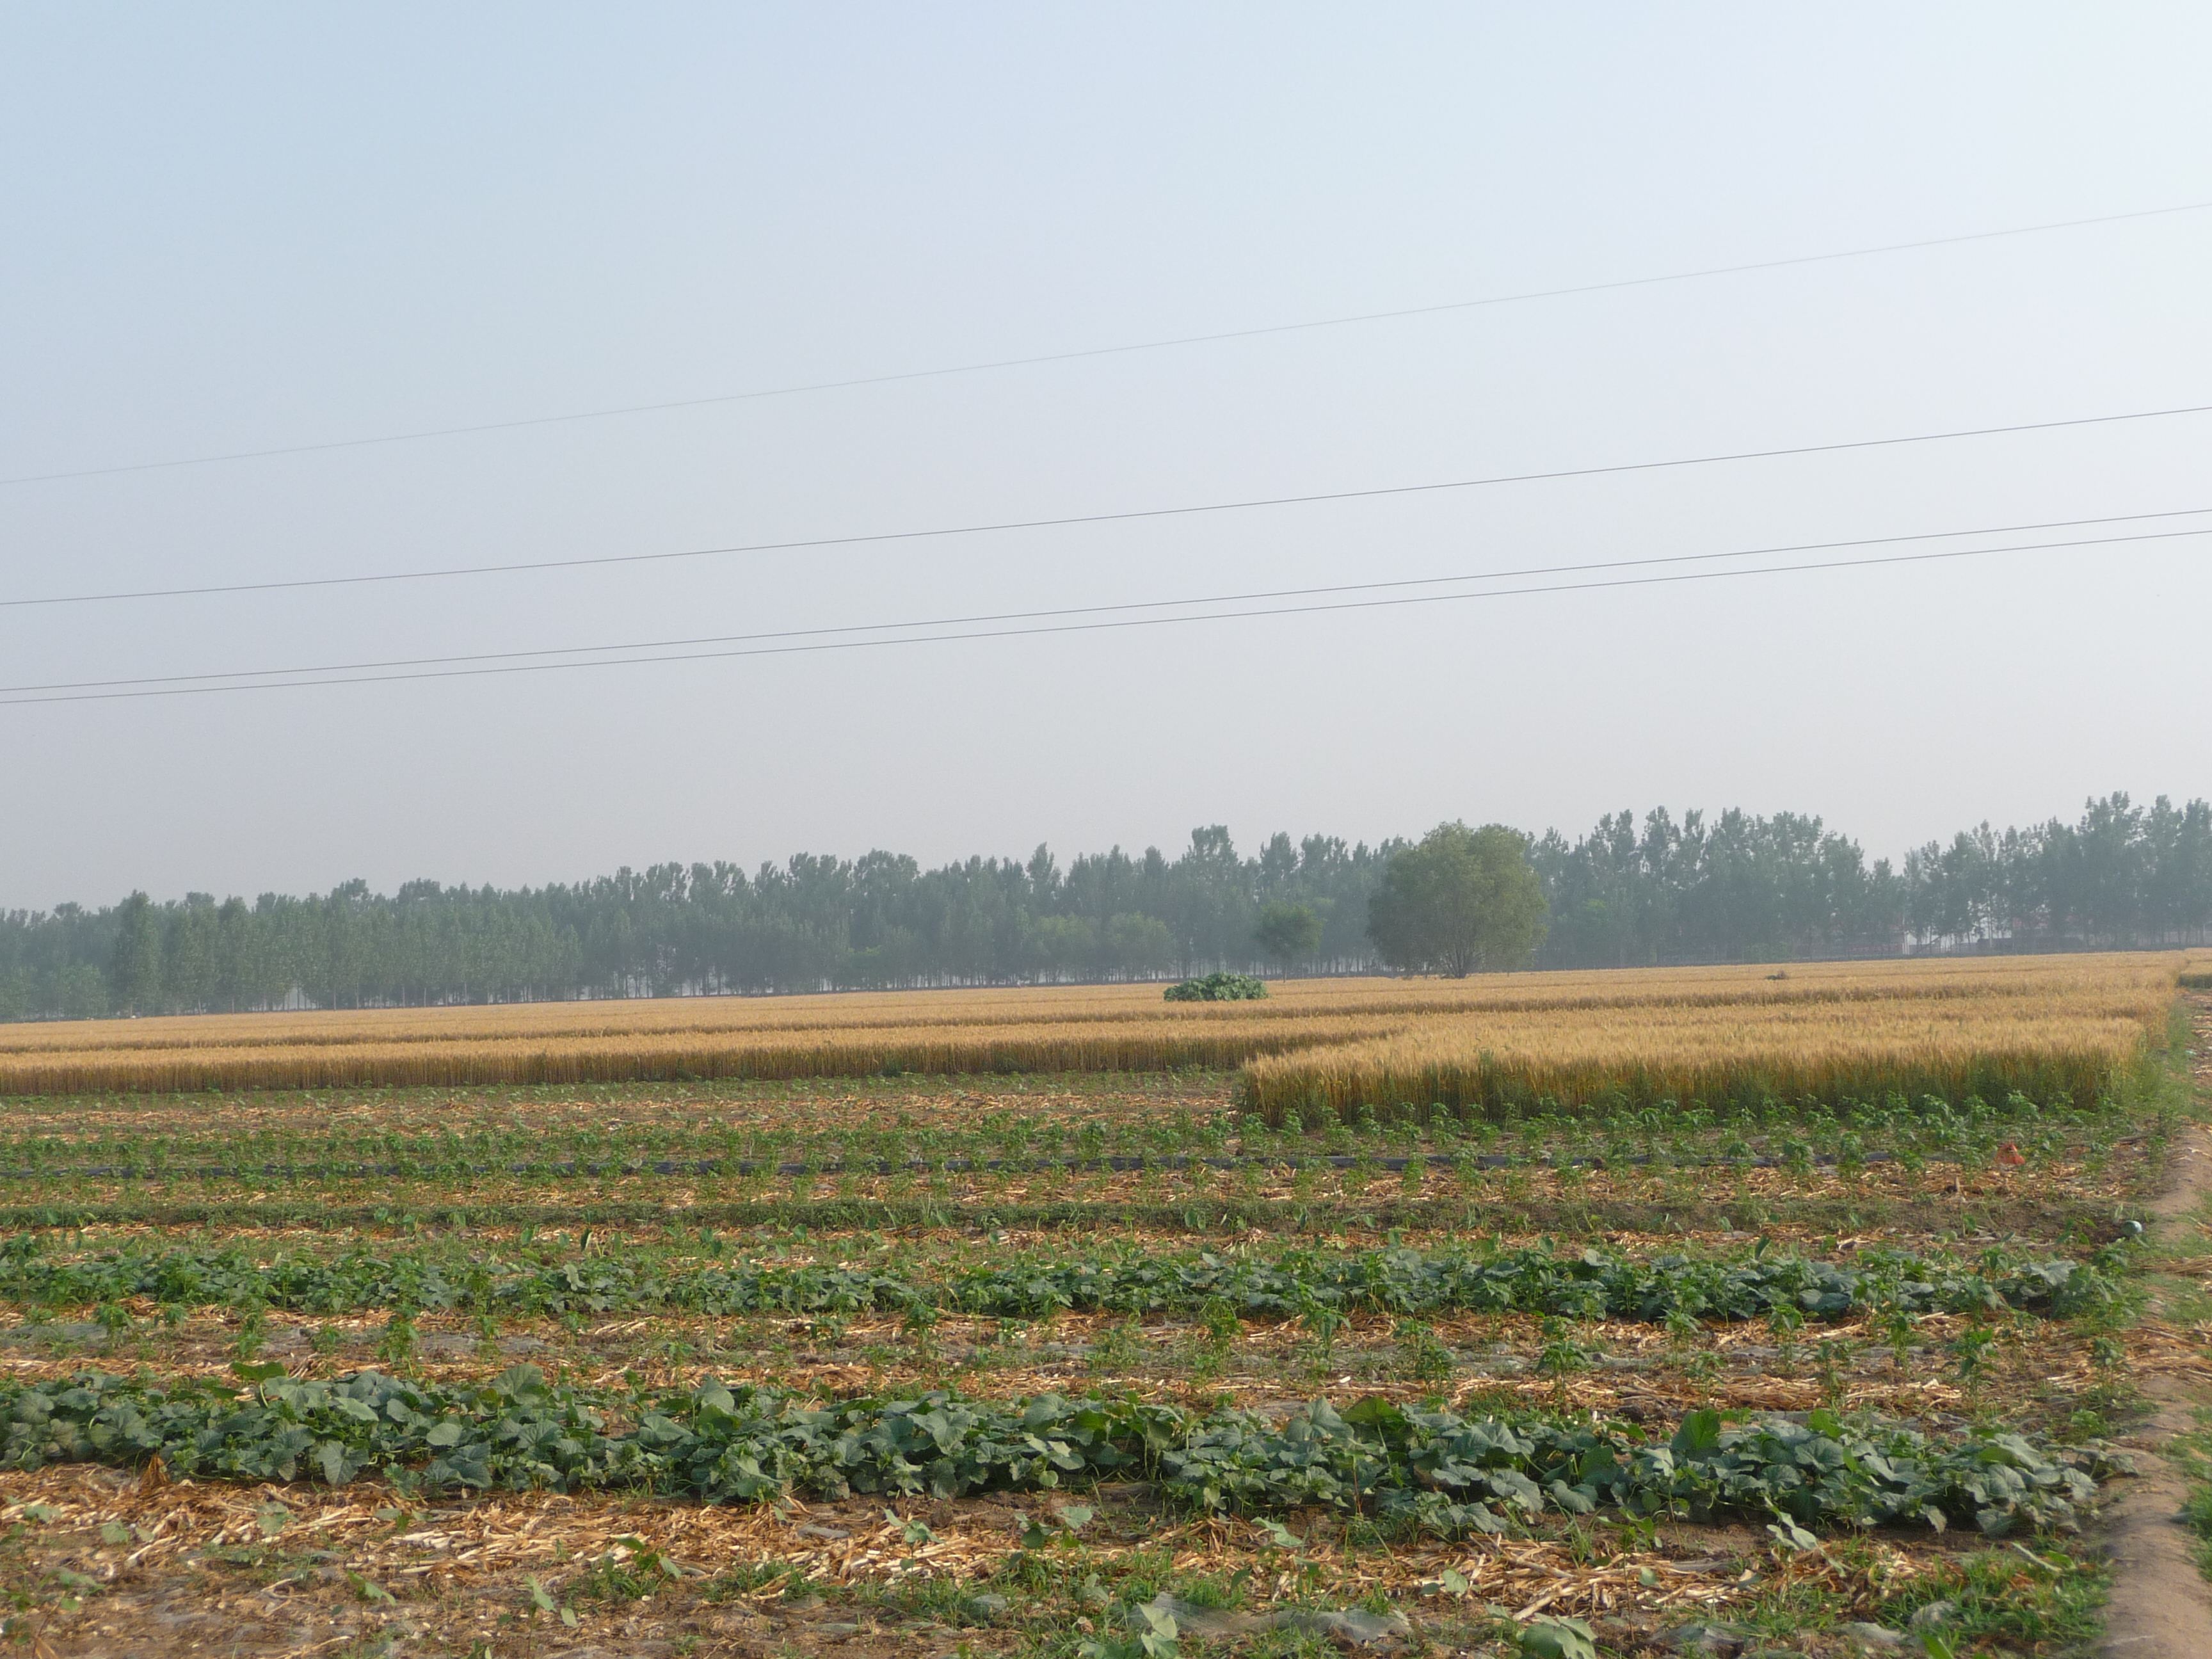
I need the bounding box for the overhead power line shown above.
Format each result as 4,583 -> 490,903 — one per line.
6,507 -> 2208,696
2,515 -> 2200,708
5,196 -> 2208,490
8,398 -> 2212,612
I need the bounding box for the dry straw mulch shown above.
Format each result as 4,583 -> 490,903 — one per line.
0,1459 -> 1771,1617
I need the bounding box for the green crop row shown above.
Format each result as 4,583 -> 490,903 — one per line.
0,1095 -> 2119,1189
0,1366 -> 2105,1539
0,1188 -> 2119,1245
0,1235 -> 2117,1325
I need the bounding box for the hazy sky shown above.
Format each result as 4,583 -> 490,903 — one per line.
4,4 -> 2209,910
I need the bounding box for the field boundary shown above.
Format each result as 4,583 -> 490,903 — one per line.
2097,1018 -> 2212,1656
0,1146 -> 2000,1182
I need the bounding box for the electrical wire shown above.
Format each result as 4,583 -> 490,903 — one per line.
9,399 -> 2212,611
3,518 -> 2197,708
6,196 -> 2208,490
7,509 -> 2209,696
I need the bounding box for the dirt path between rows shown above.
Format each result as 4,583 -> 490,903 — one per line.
2097,1004 -> 2212,1659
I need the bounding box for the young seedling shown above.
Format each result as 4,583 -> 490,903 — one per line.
232,1300 -> 269,1363
1815,1336 -> 1856,1410
377,1310 -> 419,1367
1395,1318 -> 1456,1384
1537,1317 -> 1596,1405
1952,1326 -> 1998,1407
1884,1304 -> 1918,1374
1298,1297 -> 1345,1371
1767,1301 -> 1807,1373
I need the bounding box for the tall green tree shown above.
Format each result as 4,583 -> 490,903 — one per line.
1254,900 -> 1323,969
1368,822 -> 1548,976
106,892 -> 164,1013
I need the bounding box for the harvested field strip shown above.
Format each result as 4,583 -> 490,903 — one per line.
0,1366 -> 2111,1537
0,1087 -> 2109,1158
0,1238 -> 2116,1323
0,1075 -> 1237,1136
0,1106 -> 2106,1158
0,1459 -> 1761,1610
0,1080 -> 2119,1150
0,1148 -> 2062,1182
0,955 -> 2175,1054
0,1166 -> 2103,1226
0,952 -> 2179,1096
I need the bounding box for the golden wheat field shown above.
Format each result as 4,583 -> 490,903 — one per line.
1237,997 -> 2157,1121
0,951 -> 2181,1102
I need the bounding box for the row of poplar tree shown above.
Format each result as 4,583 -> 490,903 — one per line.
2,792 -> 2207,1017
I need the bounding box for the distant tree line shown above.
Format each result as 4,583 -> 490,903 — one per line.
1534,794 -> 2212,966
1,792 -> 2206,1018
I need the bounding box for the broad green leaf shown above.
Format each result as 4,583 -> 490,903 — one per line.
1671,1409 -> 1723,1461
1519,1616 -> 1597,1659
